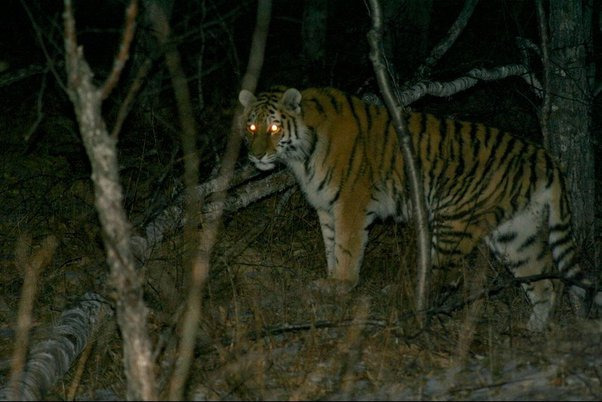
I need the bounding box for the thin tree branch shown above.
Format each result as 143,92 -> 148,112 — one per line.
536,0 -> 552,148
110,57 -> 153,140
100,0 -> 138,100
20,0 -> 67,93
7,235 -> 58,400
415,0 -> 480,79
367,0 -> 431,325
23,71 -> 48,143
166,0 -> 272,399
148,0 -> 201,245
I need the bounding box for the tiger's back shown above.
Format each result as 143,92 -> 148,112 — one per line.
239,86 -> 592,331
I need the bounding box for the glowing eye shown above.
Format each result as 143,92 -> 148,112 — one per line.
248,124 -> 256,132
270,124 -> 279,133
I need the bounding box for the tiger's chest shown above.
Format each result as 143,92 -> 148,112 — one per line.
287,159 -> 338,210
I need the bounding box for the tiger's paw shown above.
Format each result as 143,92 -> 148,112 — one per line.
310,278 -> 356,296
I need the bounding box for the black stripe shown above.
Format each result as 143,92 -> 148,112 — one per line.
550,222 -> 571,233
342,132 -> 361,186
554,246 -> 575,267
507,258 -> 529,270
326,91 -> 342,114
364,102 -> 373,134
471,123 -> 481,162
317,167 -> 333,191
455,121 -> 465,176
432,243 -> 463,256
305,127 -> 317,159
346,94 -> 363,130
329,188 -> 341,206
497,232 -> 517,243
544,154 -> 555,188
437,116 -> 447,156
549,233 -> 572,249
518,234 -> 538,252
378,116 -> 393,175
310,98 -> 325,114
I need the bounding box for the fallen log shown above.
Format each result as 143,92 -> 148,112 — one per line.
0,293 -> 112,401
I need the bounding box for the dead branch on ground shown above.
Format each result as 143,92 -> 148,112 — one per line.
0,293 -> 112,401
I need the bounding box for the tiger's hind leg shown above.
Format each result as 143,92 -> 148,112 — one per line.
486,208 -> 559,332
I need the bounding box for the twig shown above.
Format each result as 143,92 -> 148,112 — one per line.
148,0 -> 201,244
66,337 -> 95,401
536,0 -> 551,148
367,0 -> 432,326
100,0 -> 138,100
147,5 -> 204,397
8,235 -> 58,400
453,261 -> 487,366
23,70 -> 48,142
0,64 -> 47,88
110,57 -> 152,141
197,0 -> 207,113
20,0 -> 67,93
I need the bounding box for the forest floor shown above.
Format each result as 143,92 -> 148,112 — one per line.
1,149 -> 601,400
0,106 -> 600,400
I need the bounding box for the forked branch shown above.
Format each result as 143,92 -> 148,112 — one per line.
63,0 -> 157,399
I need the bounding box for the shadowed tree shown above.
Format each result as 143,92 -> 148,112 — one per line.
545,0 -> 596,256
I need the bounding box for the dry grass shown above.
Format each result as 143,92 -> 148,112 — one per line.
1,123 -> 601,400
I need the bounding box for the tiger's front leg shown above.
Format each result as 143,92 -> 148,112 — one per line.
317,209 -> 336,276
313,201 -> 371,294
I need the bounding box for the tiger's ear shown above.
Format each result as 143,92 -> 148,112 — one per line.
238,89 -> 256,108
280,88 -> 302,114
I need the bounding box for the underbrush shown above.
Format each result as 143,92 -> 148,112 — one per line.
1,146 -> 600,400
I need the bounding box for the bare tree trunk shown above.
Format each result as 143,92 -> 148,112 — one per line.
546,0 -> 595,251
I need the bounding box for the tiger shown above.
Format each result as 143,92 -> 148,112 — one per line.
238,86 -> 598,331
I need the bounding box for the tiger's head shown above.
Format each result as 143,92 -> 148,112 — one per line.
238,87 -> 305,171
